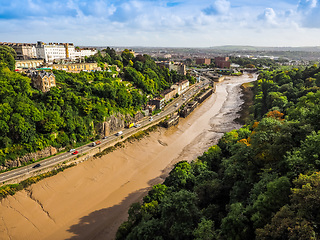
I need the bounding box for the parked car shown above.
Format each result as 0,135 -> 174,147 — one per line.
149,117 -> 153,121
135,124 -> 141,128
33,163 -> 41,168
69,149 -> 75,152
72,150 -> 79,155
103,136 -> 108,139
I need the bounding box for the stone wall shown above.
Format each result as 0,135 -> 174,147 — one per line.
1,146 -> 59,171
97,113 -> 137,137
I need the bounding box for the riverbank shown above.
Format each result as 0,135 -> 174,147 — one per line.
0,74 -> 257,240
235,74 -> 255,124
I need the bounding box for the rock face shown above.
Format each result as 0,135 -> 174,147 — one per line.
97,112 -> 141,137
3,146 -> 58,170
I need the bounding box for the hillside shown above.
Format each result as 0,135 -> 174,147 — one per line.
0,46 -> 194,171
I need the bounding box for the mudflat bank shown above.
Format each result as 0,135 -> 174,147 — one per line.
0,74 -> 257,240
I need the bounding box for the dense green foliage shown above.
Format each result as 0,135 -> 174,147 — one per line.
0,46 -> 16,71
117,65 -> 320,239
0,48 -> 191,169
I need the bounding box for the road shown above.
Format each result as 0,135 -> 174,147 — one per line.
0,76 -> 211,184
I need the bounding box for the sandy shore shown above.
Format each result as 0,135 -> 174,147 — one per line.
0,74 -> 256,240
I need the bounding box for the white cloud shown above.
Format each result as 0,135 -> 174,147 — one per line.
298,0 -> 317,11
203,0 -> 231,15
296,0 -> 320,28
1,0 -> 320,47
258,8 -> 278,26
213,0 -> 231,13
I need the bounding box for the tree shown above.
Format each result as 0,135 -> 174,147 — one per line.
161,190 -> 200,239
0,46 -> 16,71
287,91 -> 320,131
249,117 -> 283,163
114,60 -> 123,70
121,49 -> 134,66
285,131 -> 320,176
193,218 -> 216,240
197,145 -> 222,172
251,177 -> 291,229
10,113 -> 31,142
143,184 -> 168,203
126,219 -> 165,240
256,205 -> 316,240
195,178 -> 224,209
220,203 -> 252,240
40,110 -> 65,133
291,172 -> 320,232
267,92 -> 288,111
134,61 -> 144,72
164,161 -> 194,188
218,130 -> 239,157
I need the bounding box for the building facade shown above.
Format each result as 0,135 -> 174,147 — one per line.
1,41 -> 98,63
171,80 -> 189,95
169,62 -> 186,75
0,42 -> 37,60
215,57 -> 231,68
16,59 -> 45,69
28,70 -> 56,92
35,41 -> 97,63
73,48 -> 98,60
161,88 -> 178,102
156,61 -> 186,75
36,42 -> 74,63
49,62 -> 100,73
196,58 -> 211,65
150,97 -> 165,109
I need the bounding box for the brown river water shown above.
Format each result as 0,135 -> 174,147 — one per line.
0,73 -> 257,240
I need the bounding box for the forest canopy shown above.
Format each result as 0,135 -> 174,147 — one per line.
117,65 -> 320,240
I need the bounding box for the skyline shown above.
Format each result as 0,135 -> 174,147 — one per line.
1,0 -> 320,48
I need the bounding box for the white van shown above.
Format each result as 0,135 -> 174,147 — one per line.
115,131 -> 123,136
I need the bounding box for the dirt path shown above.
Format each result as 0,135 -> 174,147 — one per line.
0,74 -> 257,240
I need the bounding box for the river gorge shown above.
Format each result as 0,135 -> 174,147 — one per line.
0,73 -> 257,240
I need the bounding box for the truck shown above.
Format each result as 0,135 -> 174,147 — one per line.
91,140 -> 101,147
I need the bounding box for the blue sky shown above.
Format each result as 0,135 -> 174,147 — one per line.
0,0 -> 320,47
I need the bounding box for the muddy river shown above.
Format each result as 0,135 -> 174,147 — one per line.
0,73 -> 257,240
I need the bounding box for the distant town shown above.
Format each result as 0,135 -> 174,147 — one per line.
1,40 -> 316,117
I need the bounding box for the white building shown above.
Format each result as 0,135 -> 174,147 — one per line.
73,48 -> 97,60
35,41 -> 97,63
171,80 -> 189,95
36,41 -> 74,62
